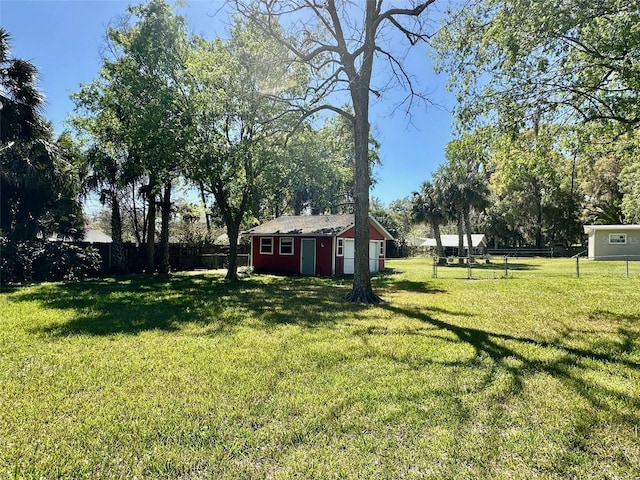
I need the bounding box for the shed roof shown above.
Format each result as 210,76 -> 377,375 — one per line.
420,234 -> 487,248
244,214 -> 393,240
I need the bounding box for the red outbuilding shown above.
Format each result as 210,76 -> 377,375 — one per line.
243,214 -> 393,277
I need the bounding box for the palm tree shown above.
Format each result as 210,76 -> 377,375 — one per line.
412,181 -> 447,257
1,28 -> 43,236
2,30 -> 84,242
1,28 -> 46,240
458,172 -> 490,259
435,172 -> 466,262
83,146 -> 130,274
0,28 -> 43,145
437,166 -> 490,262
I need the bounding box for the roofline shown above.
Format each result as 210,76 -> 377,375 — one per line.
419,233 -> 487,248
584,224 -> 640,233
242,214 -> 394,240
243,232 -> 336,237
334,214 -> 394,240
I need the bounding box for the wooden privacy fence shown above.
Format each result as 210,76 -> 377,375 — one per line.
79,243 -> 250,274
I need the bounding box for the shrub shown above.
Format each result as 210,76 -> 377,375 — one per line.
0,237 -> 102,285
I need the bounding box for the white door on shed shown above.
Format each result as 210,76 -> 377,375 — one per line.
369,241 -> 379,273
344,239 -> 355,274
344,239 -> 380,274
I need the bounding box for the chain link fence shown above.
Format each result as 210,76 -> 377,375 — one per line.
428,255 -> 640,280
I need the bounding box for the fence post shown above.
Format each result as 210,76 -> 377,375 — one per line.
626,256 -> 629,278
467,260 -> 472,280
433,257 -> 437,279
503,256 -> 508,278
576,255 -> 580,278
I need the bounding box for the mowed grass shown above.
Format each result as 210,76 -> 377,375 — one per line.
1,258 -> 639,479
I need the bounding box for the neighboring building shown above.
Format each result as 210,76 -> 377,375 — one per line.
243,214 -> 394,277
48,225 -> 112,244
420,234 -> 487,256
82,226 -> 113,244
584,225 -> 640,260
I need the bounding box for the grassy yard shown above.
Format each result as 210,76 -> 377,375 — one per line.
1,258 -> 639,479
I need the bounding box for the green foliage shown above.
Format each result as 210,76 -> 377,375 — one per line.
236,0 -> 435,303
1,121 -> 85,243
73,0 -> 195,274
1,238 -> 102,285
412,181 -> 447,252
1,259 -> 639,477
181,18 -> 309,280
413,126 -> 589,249
0,28 -> 44,144
488,126 -> 581,246
259,114 -> 380,218
432,1 -> 640,240
1,29 -> 85,244
620,161 -> 640,223
434,0 -> 640,133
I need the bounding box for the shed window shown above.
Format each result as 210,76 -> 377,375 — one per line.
280,237 -> 294,255
609,233 -> 627,244
379,241 -> 384,256
337,238 -> 344,256
260,237 -> 274,254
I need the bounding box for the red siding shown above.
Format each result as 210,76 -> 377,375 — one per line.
250,219 -> 388,277
251,235 -> 335,276
315,237 -> 333,277
339,223 -> 385,241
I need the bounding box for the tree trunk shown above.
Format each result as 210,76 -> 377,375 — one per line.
344,92 -> 381,304
456,213 -> 465,264
131,182 -> 144,246
464,208 -> 473,259
145,177 -> 156,273
158,180 -> 171,274
110,195 -> 127,275
226,224 -> 240,282
433,222 -> 444,257
198,181 -> 211,234
212,178 -> 244,283
533,180 -> 543,248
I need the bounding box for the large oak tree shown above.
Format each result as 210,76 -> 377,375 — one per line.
234,0 -> 436,303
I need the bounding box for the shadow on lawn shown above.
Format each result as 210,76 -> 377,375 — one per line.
15,273 -> 362,336
377,303 -> 640,423
372,270 -> 446,294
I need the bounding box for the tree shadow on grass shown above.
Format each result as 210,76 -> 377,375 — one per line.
371,270 -> 446,294
377,303 -> 640,423
13,273 -> 358,337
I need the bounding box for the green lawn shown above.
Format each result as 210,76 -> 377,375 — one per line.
1,258 -> 639,479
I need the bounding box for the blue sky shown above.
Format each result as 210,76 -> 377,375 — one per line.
1,0 -> 455,207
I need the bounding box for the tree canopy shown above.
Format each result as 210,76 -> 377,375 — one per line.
429,0 -> 640,240
1,29 -> 84,243
434,0 -> 640,133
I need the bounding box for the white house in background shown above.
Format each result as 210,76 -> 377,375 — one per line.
420,234 -> 487,256
82,226 -> 112,244
48,226 -> 112,244
584,224 -> 640,260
